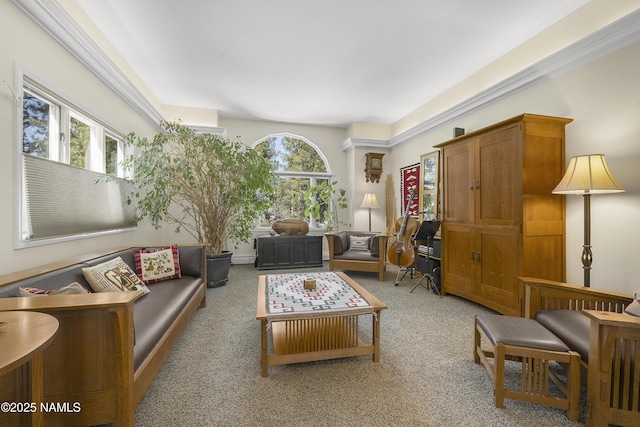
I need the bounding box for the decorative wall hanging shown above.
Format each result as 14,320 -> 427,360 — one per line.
400,163 -> 420,216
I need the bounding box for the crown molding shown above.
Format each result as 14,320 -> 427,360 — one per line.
10,1 -> 640,142
190,125 -> 228,138
9,0 -> 164,129
340,138 -> 388,151
389,8 -> 640,147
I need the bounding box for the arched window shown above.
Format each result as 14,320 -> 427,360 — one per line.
253,133 -> 333,228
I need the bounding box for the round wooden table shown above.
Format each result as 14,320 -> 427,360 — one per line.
0,311 -> 59,427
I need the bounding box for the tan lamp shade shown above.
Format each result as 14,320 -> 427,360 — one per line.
553,154 -> 625,194
360,193 -> 379,232
552,153 -> 624,287
360,193 -> 380,209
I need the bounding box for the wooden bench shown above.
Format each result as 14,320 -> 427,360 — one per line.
520,277 -> 638,427
474,313 -> 581,420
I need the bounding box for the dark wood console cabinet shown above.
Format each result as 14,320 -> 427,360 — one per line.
256,235 -> 323,270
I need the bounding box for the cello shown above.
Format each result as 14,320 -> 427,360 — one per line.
388,188 -> 419,269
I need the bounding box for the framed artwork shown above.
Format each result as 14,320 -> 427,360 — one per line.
419,151 -> 440,220
400,163 -> 420,216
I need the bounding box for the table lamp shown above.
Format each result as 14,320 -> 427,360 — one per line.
360,193 -> 380,232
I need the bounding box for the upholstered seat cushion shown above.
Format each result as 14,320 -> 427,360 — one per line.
535,309 -> 590,362
132,276 -> 203,370
334,249 -> 377,261
476,314 -> 570,353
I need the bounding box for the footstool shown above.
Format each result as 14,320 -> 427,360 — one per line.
474,314 -> 581,421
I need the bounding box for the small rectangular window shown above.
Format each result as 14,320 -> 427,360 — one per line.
22,89 -> 57,159
18,75 -> 135,247
70,115 -> 90,168
105,134 -> 119,175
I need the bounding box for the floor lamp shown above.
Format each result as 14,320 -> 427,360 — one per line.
360,193 -> 380,232
552,154 -> 624,287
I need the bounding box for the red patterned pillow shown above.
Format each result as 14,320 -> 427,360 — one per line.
134,244 -> 181,284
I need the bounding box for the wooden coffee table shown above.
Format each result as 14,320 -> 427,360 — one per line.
256,271 -> 387,376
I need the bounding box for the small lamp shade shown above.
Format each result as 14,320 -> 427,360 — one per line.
360,193 -> 380,209
553,154 -> 625,194
360,193 -> 379,232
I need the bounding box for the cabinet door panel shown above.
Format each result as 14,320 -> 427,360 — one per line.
476,126 -> 520,226
523,235 -> 564,281
291,241 -> 307,265
477,228 -> 520,316
277,242 -> 292,264
443,140 -> 474,224
441,224 -> 475,296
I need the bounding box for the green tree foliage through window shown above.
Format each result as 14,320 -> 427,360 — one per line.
105,135 -> 119,175
254,135 -> 330,227
70,117 -> 89,168
23,92 -> 50,157
256,136 -> 326,173
281,137 -> 326,172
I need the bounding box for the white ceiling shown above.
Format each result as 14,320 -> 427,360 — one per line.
75,0 -> 590,128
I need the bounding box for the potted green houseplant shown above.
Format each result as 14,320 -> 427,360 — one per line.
303,180 -> 349,231
122,120 -> 275,287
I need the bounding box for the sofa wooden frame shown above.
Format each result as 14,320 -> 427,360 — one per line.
0,245 -> 207,427
520,277 -> 638,427
324,232 -> 389,281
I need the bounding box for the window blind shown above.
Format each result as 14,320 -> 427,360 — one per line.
23,153 -> 136,239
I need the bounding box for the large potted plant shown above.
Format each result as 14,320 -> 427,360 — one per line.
122,121 -> 275,287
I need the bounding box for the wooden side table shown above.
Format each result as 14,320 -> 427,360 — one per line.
0,311 -> 59,427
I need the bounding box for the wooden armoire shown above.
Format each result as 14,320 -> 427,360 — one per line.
435,114 -> 572,316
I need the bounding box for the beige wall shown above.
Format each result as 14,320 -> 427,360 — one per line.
0,1 -> 190,276
389,40 -> 640,294
390,0 -> 640,138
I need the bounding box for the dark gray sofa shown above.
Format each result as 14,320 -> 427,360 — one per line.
0,244 -> 206,427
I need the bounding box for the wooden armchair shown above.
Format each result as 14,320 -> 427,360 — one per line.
325,232 -> 389,281
520,277 -> 638,427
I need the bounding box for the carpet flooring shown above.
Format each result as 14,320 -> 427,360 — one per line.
134,263 -> 584,427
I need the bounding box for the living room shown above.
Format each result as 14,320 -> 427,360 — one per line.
1,1 -> 640,426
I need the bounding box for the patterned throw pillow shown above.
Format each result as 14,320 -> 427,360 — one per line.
19,282 -> 90,297
82,256 -> 150,294
349,235 -> 370,251
134,245 -> 181,284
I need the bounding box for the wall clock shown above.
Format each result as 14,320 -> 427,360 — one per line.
365,153 -> 385,183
